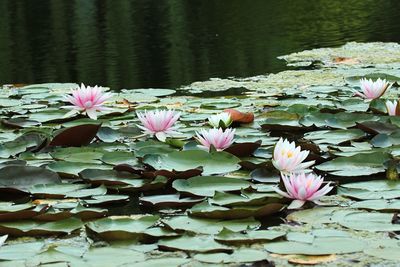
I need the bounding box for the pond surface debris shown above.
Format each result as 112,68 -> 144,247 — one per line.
1,42 -> 400,266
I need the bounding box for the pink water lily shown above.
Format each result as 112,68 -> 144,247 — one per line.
354,78 -> 391,100
274,172 -> 333,209
137,109 -> 181,142
196,128 -> 235,151
65,83 -> 113,120
272,138 -> 315,174
385,100 -> 398,116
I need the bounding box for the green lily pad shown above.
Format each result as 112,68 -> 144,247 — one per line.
158,235 -> 232,253
50,147 -> 104,164
209,191 -> 282,206
189,200 -> 284,219
101,151 -> 138,166
172,176 -> 251,197
0,241 -> 45,260
84,195 -> 129,205
364,247 -> 400,261
96,127 -> 121,143
0,217 -> 83,236
47,162 -> 112,177
215,228 -> 285,244
264,237 -> 365,255
139,194 -> 204,208
341,180 -> 400,191
338,180 -> 400,199
79,169 -> 147,189
86,215 -> 159,240
350,199 -> 400,211
334,211 -> 400,232
162,216 -> 260,235
304,129 -> 365,145
315,152 -> 390,176
82,247 -> 145,265
65,185 -> 107,198
29,183 -> 87,198
129,258 -> 191,267
144,150 -> 241,175
193,248 -> 268,264
0,165 -> 61,191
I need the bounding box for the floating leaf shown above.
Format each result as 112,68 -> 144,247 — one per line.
47,161 -> 111,177
0,217 -> 83,236
334,211 -> 400,232
224,141 -> 261,157
224,109 -> 254,123
140,194 -> 204,209
49,124 -> 101,147
194,248 -> 267,264
0,165 -> 61,192
0,241 -> 45,260
316,152 -> 390,176
129,258 -> 191,267
350,199 -> 400,211
304,129 -> 365,145
162,216 -> 260,235
172,176 -> 251,197
86,215 -> 159,240
215,228 -> 285,244
189,200 -> 284,219
265,237 -> 365,255
144,150 -> 241,175
101,151 -> 138,166
158,235 -> 231,253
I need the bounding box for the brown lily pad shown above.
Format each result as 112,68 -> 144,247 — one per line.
49,124 -> 101,147
224,141 -> 261,157
224,109 -> 254,124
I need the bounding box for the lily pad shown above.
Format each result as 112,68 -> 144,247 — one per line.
162,216 -> 260,235
0,217 -> 83,236
265,237 -> 365,255
49,124 -> 101,147
86,215 -> 159,240
0,165 -> 61,191
215,228 -> 285,244
315,152 -> 390,176
143,150 -> 241,175
172,176 -> 251,197
158,235 -> 231,253
193,248 -> 268,264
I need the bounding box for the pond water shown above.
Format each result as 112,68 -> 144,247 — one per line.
1,0 -> 400,90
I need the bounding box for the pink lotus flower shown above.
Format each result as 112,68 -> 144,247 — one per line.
274,172 -> 333,209
137,109 -> 181,142
385,100 -> 398,116
65,83 -> 113,120
272,138 -> 315,174
354,78 -> 391,99
196,128 -> 235,151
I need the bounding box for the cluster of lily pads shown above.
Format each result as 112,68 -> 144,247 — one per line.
65,83 -> 338,211
0,42 -> 400,266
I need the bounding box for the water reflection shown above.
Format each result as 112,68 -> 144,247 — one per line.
0,0 -> 399,90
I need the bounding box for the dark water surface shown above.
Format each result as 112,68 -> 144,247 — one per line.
1,0 -> 400,90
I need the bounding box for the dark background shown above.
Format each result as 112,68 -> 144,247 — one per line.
1,0 -> 399,90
